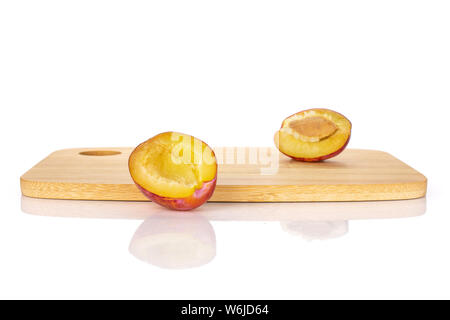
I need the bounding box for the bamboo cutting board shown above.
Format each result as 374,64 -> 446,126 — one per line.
20,147 -> 427,202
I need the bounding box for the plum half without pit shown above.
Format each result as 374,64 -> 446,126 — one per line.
128,132 -> 217,211
274,108 -> 352,161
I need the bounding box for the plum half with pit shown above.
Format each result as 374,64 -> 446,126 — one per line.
274,108 -> 352,161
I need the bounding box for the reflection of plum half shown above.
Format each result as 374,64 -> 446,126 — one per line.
281,221 -> 348,240
129,212 -> 216,269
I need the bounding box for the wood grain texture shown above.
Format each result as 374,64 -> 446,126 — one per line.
20,147 -> 427,202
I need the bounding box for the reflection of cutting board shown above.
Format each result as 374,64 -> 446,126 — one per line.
20,148 -> 427,202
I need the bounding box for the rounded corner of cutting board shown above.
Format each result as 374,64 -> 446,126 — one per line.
20,176 -> 37,199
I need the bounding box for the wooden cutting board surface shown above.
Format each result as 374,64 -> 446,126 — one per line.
20,147 -> 427,202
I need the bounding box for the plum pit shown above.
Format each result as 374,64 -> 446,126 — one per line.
289,116 -> 338,142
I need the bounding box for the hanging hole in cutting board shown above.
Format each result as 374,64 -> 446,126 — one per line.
79,150 -> 122,156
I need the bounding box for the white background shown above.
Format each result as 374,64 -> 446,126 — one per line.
1,0 -> 449,299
